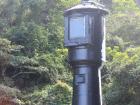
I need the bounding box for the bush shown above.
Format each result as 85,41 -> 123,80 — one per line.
24,81 -> 72,105
46,81 -> 72,105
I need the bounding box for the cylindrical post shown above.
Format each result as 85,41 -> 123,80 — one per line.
72,64 -> 102,105
68,46 -> 103,105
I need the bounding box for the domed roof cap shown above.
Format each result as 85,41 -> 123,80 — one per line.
64,1 -> 109,16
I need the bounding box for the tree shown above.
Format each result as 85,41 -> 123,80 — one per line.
102,46 -> 140,105
8,22 -> 48,57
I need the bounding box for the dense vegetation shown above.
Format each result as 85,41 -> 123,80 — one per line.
0,0 -> 140,105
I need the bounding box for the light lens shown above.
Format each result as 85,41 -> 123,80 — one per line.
69,17 -> 85,39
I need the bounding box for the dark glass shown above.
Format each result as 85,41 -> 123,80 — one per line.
69,17 -> 85,39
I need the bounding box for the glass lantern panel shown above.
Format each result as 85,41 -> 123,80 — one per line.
69,17 -> 85,39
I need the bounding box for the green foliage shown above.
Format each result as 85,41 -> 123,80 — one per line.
103,2 -> 140,104
24,81 -> 72,105
112,0 -> 139,12
0,38 -> 11,69
23,85 -> 49,105
103,47 -> 140,105
104,2 -> 140,104
0,0 -> 140,105
46,81 -> 72,105
7,22 -> 48,57
35,49 -> 73,84
107,0 -> 140,46
0,38 -> 22,78
0,84 -> 20,97
106,35 -> 125,50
